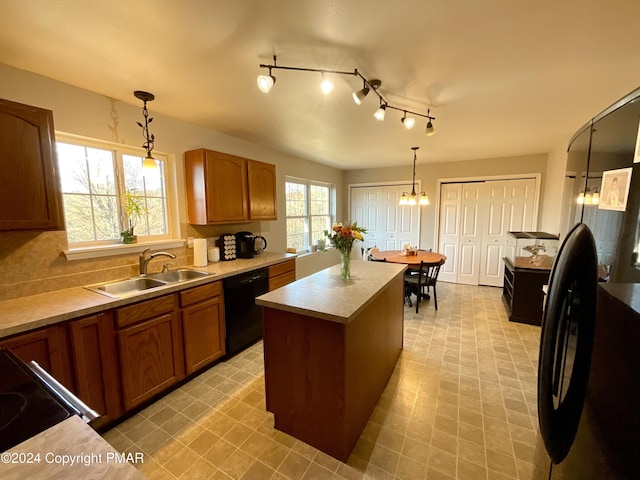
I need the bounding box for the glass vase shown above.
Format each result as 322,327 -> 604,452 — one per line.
339,250 -> 351,281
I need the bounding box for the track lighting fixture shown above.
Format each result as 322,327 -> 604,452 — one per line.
401,112 -> 416,129
134,90 -> 157,172
399,147 -> 429,206
373,103 -> 387,121
257,55 -> 437,133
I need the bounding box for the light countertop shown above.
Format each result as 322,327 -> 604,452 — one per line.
0,252 -> 295,338
256,260 -> 406,324
0,416 -> 145,480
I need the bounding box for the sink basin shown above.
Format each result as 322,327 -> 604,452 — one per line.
150,269 -> 210,283
85,269 -> 211,299
86,277 -> 168,299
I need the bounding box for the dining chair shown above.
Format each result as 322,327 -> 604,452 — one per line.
365,247 -> 383,261
404,259 -> 444,313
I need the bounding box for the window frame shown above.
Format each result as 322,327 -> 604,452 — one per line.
285,176 -> 334,253
56,133 -> 181,260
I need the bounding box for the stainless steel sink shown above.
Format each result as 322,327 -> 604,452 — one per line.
86,277 -> 169,298
85,269 -> 211,299
150,269 -> 209,283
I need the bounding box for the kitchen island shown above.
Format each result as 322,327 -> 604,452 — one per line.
256,260 -> 405,462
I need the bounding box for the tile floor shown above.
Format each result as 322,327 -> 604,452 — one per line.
102,283 -> 542,480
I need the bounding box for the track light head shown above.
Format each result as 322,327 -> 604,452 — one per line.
352,86 -> 370,105
257,67 -> 276,93
320,73 -> 334,95
401,112 -> 415,129
353,79 -> 381,105
373,103 -> 387,121
425,119 -> 435,136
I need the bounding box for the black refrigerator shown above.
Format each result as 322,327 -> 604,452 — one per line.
533,87 -> 640,479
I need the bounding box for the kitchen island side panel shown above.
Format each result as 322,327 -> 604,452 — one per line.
263,307 -> 347,456
262,273 -> 404,461
345,273 -> 404,452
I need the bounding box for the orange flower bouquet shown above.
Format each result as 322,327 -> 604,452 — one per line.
324,222 -> 367,280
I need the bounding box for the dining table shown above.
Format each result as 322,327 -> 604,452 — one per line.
370,250 -> 446,268
370,250 -> 447,306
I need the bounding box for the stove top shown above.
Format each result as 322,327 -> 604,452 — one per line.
0,350 -> 74,452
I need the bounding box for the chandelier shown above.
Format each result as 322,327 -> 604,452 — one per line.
399,147 -> 429,206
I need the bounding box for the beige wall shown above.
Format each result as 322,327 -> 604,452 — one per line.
344,153 -> 552,250
0,63 -> 345,300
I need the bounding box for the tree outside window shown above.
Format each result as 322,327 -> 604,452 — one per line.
56,139 -> 170,246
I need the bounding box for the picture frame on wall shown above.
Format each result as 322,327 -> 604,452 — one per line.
599,167 -> 632,211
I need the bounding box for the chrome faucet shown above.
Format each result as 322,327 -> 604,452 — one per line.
139,248 -> 176,276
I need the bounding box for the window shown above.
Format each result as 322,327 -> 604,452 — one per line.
285,178 -> 332,252
56,136 -> 173,247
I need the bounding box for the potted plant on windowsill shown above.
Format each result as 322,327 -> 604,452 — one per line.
121,190 -> 147,244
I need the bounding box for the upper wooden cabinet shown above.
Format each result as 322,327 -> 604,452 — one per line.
185,148 -> 277,224
247,160 -> 277,220
0,98 -> 64,230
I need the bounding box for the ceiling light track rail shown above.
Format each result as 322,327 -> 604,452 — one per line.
257,55 -> 436,134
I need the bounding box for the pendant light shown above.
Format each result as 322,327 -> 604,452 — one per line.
399,147 -> 429,206
134,90 -> 157,172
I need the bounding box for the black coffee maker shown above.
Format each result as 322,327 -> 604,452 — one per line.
235,231 -> 267,258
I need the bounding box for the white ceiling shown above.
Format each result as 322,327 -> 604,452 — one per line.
2,0 -> 640,169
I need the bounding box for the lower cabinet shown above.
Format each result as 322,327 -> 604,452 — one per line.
268,259 -> 296,291
0,323 -> 74,390
116,294 -> 185,410
1,277 -> 231,426
502,258 -> 550,326
69,312 -> 122,428
180,281 -> 226,375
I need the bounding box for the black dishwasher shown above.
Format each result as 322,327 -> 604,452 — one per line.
223,268 -> 269,356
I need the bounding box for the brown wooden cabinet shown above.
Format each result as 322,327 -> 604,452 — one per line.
502,257 -> 550,326
185,148 -> 277,224
0,98 -> 64,230
0,323 -> 74,389
116,294 -> 184,410
69,312 -> 122,428
179,281 -> 225,375
247,160 -> 277,220
268,259 -> 296,291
